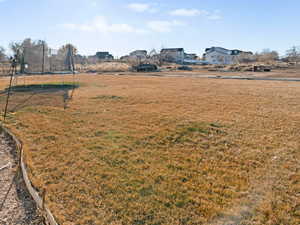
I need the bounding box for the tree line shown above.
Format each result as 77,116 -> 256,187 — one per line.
1,38 -> 300,65
0,38 -> 77,63
236,48 -> 300,64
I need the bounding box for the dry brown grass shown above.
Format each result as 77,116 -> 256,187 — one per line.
0,74 -> 299,225
76,62 -> 130,73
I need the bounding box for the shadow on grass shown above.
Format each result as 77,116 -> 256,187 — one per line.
0,82 -> 80,113
6,83 -> 79,93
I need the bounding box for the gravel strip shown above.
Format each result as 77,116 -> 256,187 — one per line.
0,132 -> 44,225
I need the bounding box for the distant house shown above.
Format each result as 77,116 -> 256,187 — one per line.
203,47 -> 253,65
130,50 -> 148,59
96,52 -> 114,60
161,48 -> 185,63
184,53 -> 198,60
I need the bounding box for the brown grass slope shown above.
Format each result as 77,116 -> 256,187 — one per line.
0,74 -> 299,225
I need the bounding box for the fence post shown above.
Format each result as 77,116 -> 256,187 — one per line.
42,41 -> 45,74
49,49 -> 52,73
68,45 -> 72,71
21,48 -> 25,74
3,62 -> 16,121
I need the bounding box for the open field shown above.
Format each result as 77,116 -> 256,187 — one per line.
0,73 -> 300,225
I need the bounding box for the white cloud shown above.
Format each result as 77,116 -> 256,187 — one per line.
147,20 -> 185,33
62,17 -> 185,34
61,16 -> 147,34
170,8 -> 207,17
127,3 -> 157,13
170,8 -> 222,20
127,3 -> 151,12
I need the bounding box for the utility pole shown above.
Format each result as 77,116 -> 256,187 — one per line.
71,48 -> 75,73
20,48 -> 25,74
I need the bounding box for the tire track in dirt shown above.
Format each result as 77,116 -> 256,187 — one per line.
0,131 -> 43,225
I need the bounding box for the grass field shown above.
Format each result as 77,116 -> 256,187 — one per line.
0,74 -> 299,225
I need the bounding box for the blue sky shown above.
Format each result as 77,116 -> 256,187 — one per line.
1,0 -> 300,57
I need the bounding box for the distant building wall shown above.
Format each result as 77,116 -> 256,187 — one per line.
161,48 -> 184,63
205,51 -> 235,65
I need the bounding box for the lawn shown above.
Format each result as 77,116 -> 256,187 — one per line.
0,74 -> 299,225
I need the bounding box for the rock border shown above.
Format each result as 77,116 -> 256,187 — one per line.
0,125 -> 59,225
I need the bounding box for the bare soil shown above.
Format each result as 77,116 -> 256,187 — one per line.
0,132 -> 43,225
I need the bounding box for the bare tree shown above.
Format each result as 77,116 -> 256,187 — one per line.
146,49 -> 163,65
9,41 -> 26,72
58,44 -> 78,70
58,44 -> 78,56
236,52 -> 256,64
9,41 -> 23,60
9,39 -> 47,72
286,46 -> 300,64
255,49 -> 279,62
148,49 -> 157,58
10,38 -> 39,56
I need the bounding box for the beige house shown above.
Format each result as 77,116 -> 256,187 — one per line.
204,47 -> 253,65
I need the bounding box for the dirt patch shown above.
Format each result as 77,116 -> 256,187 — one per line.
0,131 -> 43,225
